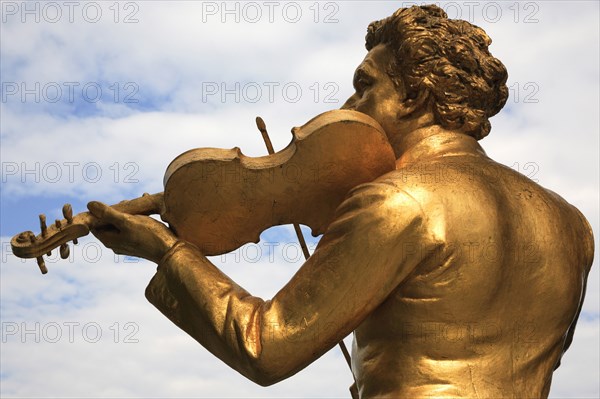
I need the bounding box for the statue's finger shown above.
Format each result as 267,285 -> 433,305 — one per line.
87,201 -> 107,218
88,201 -> 127,228
90,227 -> 124,254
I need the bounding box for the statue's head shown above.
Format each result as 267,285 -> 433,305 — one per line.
347,5 -> 508,140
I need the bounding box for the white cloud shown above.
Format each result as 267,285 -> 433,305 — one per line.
1,1 -> 598,398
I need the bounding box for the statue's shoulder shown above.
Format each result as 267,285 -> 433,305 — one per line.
546,189 -> 596,270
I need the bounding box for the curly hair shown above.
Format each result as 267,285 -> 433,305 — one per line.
365,5 -> 508,140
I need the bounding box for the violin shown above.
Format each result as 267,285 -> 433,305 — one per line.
10,109 -> 396,274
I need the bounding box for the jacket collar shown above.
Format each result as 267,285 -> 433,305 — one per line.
396,131 -> 488,167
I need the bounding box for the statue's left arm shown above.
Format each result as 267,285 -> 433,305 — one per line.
144,181 -> 440,386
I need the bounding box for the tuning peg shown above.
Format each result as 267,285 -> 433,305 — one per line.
26,234 -> 48,273
62,204 -> 73,224
55,219 -> 62,229
36,256 -> 48,274
39,214 -> 47,237
60,243 -> 70,259
73,238 -> 78,245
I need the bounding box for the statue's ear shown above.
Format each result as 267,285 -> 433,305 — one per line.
397,89 -> 430,118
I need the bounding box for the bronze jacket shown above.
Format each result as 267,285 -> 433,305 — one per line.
146,132 -> 594,398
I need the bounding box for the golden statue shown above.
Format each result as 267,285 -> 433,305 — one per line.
11,5 -> 594,398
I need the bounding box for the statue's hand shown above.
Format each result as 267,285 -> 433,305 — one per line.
87,201 -> 178,264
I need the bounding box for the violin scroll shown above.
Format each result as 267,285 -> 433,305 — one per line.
11,203 -> 90,273
10,193 -> 163,273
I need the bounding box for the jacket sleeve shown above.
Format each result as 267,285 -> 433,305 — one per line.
145,180 -> 439,386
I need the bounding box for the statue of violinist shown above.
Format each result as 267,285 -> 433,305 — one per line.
83,5 -> 593,398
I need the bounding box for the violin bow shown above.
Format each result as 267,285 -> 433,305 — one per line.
255,117 -> 359,399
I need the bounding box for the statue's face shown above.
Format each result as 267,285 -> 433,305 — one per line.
341,44 -> 406,140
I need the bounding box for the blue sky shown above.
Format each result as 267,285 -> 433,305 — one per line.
1,1 -> 599,397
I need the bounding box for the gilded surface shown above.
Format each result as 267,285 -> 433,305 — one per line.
84,5 -> 594,398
